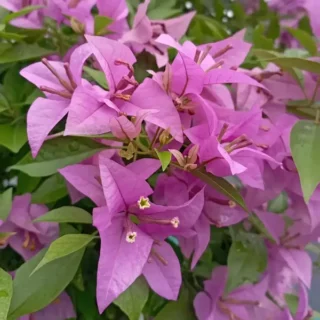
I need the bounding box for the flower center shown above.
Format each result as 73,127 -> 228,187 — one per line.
126,231 -> 137,243
22,231 -> 37,251
40,59 -> 76,99
137,196 -> 151,210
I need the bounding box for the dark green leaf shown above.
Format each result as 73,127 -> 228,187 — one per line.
268,192 -> 288,213
3,5 -> 43,24
266,14 -> 280,40
114,277 -> 149,320
264,57 -> 320,74
0,30 -> 26,41
94,15 -> 113,36
253,24 -> 274,50
191,169 -> 248,212
0,188 -> 12,222
291,120 -> 320,202
0,268 -> 12,320
32,174 -> 68,204
34,206 -> 92,224
10,137 -> 106,177
0,93 -> 10,113
155,287 -> 196,320
148,0 -> 180,19
16,173 -> 41,195
83,66 -> 108,89
287,28 -> 318,56
248,213 -> 276,243
226,232 -> 267,292
0,43 -> 54,64
155,150 -> 171,171
298,15 -> 313,35
0,123 -> 27,153
32,234 -> 95,274
285,294 -> 298,315
8,248 -> 84,318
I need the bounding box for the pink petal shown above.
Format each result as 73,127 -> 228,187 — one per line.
110,116 -> 137,140
155,34 -> 183,51
171,53 -> 205,96
194,292 -> 213,320
130,78 -> 183,142
65,86 -> 117,136
85,35 -> 136,93
255,210 -> 285,244
20,61 -> 67,94
69,43 -> 93,85
199,33 -> 252,69
295,282 -> 309,320
99,155 -> 153,214
205,69 -> 267,89
229,275 -> 269,301
143,241 -> 181,300
97,0 -> 129,20
32,292 -> 76,320
27,98 -> 69,157
94,213 -> 153,313
135,188 -> 205,238
191,216 -> 211,269
59,164 -> 106,207
126,159 -> 161,180
279,248 -> 312,288
157,11 -> 196,41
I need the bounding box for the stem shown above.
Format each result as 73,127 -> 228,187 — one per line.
45,131 -> 64,140
310,77 -> 320,106
316,109 -> 320,125
149,127 -> 161,149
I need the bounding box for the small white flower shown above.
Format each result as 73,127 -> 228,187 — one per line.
171,217 -> 180,228
137,196 -> 151,210
126,231 -> 137,243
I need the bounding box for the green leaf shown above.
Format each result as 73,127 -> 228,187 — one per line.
32,174 -> 68,204
114,277 -> 149,320
8,248 -> 84,318
287,28 -> 318,56
0,30 -> 26,41
226,232 -> 268,292
285,294 -> 298,315
32,234 -> 96,274
34,206 -> 92,224
191,169 -> 248,212
155,150 -> 171,171
0,123 -> 27,153
10,136 -> 105,177
94,15 -> 113,36
266,14 -> 280,40
298,15 -> 313,35
268,192 -> 288,213
0,268 -> 13,320
290,120 -> 320,202
83,66 -> 108,89
155,287 -> 196,320
0,43 -> 54,64
3,65 -> 35,104
0,93 -> 10,113
3,5 -> 43,24
253,24 -> 274,50
248,213 -> 276,243
264,57 -> 320,74
147,0 -> 180,19
0,188 -> 12,222
16,173 -> 41,195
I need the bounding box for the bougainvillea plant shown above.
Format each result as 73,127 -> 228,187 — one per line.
1,0 -> 320,319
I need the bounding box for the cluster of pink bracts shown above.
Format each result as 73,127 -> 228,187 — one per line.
1,0 -> 319,319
